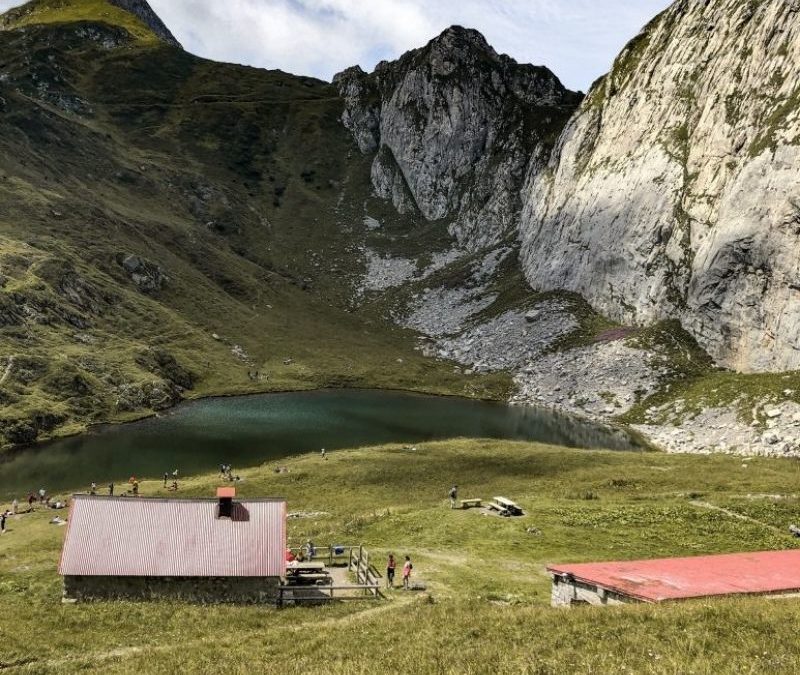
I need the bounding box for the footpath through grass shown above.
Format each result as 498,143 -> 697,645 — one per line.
3,440 -> 800,673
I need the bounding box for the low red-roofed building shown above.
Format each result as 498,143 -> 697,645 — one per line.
59,490 -> 286,603
548,549 -> 800,606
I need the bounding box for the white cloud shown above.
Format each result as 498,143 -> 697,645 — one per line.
0,0 -> 672,90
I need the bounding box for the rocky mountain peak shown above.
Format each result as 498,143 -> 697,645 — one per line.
334,26 -> 581,249
107,0 -> 181,47
426,25 -> 493,55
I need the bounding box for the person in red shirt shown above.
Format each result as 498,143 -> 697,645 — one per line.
402,556 -> 413,590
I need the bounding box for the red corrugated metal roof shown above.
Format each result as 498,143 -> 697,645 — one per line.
59,495 -> 286,577
548,550 -> 800,602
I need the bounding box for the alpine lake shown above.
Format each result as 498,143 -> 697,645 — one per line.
0,389 -> 640,498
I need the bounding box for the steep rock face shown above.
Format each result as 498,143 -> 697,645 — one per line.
108,0 -> 181,47
520,0 -> 800,373
335,26 -> 581,249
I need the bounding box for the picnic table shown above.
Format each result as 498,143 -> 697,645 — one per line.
286,562 -> 326,574
488,496 -> 524,517
286,561 -> 330,585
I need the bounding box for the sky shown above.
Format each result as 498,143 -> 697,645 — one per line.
0,0 -> 672,91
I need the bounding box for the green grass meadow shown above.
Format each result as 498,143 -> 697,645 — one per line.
3,440 -> 800,673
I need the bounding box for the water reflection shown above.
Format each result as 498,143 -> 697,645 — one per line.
0,389 -> 639,498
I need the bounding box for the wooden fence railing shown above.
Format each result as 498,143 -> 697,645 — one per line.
348,544 -> 382,590
278,543 -> 381,607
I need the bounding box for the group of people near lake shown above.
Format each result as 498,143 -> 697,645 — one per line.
1,487 -> 70,534
219,464 -> 241,482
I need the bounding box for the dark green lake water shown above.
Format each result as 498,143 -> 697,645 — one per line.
0,390 -> 638,499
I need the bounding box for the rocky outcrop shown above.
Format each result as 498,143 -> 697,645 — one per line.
119,254 -> 167,293
520,0 -> 800,373
335,26 -> 581,249
107,0 -> 181,47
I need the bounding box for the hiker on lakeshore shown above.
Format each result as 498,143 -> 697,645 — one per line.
386,554 -> 396,588
12,498 -> 18,515
449,485 -> 458,509
402,556 -> 413,589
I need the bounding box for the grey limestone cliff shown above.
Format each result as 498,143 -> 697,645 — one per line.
520,0 -> 800,373
335,26 -> 581,249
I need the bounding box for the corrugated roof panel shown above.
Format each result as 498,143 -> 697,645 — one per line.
548,549 -> 800,602
59,496 -> 286,577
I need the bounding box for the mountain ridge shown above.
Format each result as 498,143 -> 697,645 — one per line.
0,0 -> 181,46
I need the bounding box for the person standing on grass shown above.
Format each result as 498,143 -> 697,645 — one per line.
108,483 -> 114,496
1,511 -> 6,534
12,498 -> 18,515
163,472 -> 168,487
386,554 -> 396,588
449,485 -> 458,509
402,556 -> 413,590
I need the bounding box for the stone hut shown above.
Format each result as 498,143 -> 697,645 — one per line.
59,489 -> 286,603
548,549 -> 800,607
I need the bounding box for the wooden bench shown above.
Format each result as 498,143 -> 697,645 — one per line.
487,500 -> 510,516
460,498 -> 482,509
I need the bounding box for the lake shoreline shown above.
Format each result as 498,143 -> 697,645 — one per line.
2,382 -> 638,462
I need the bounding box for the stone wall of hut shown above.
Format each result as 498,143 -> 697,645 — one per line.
63,575 -> 281,604
550,576 -> 632,607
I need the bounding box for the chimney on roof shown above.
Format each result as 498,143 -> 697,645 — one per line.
216,487 -> 236,519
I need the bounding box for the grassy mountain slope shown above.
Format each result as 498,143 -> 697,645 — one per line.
0,5 -> 512,449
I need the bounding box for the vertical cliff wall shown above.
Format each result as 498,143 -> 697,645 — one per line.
520,0 -> 800,372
